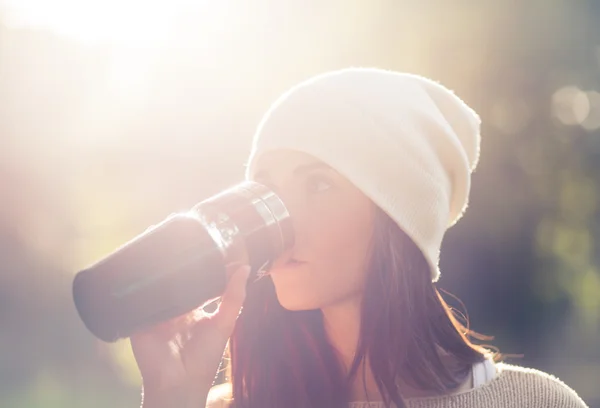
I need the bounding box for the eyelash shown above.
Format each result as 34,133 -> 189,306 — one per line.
255,174 -> 333,196
306,174 -> 333,193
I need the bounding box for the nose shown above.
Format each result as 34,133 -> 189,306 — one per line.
271,185 -> 307,254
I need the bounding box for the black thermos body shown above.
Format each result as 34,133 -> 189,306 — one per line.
72,181 -> 294,342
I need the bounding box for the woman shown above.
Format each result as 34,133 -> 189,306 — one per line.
131,68 -> 588,408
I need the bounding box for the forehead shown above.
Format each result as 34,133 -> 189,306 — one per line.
253,149 -> 327,178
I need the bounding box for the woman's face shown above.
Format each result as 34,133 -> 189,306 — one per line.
252,150 -> 375,311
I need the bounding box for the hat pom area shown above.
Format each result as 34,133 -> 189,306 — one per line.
417,76 -> 482,227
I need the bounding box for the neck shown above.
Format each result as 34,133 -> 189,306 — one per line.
320,298 -> 474,402
321,298 -> 361,370
321,297 -> 383,401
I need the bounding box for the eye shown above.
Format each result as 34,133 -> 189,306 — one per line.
306,174 -> 333,193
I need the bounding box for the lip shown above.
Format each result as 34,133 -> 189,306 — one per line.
273,252 -> 302,265
270,256 -> 306,273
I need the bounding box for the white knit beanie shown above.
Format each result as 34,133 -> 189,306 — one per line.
244,68 -> 481,282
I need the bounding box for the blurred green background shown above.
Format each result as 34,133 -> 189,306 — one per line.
1,1 -> 599,407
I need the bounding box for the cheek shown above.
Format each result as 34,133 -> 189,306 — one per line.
308,200 -> 373,272
272,195 -> 374,310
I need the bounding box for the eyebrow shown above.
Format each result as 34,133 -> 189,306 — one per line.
254,162 -> 332,181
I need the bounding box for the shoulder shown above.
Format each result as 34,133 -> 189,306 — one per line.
205,382 -> 233,408
495,362 -> 589,407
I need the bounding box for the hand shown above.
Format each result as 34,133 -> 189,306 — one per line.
130,263 -> 251,406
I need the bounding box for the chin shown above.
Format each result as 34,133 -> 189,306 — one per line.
270,280 -> 324,311
273,289 -> 322,311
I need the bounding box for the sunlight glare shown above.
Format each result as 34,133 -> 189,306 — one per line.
1,0 -> 193,46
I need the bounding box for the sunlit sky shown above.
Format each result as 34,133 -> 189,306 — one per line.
0,0 -> 202,46
0,0 -> 243,98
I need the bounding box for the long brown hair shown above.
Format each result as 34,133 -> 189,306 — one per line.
227,207 -> 502,407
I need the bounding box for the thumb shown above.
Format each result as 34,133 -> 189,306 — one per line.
211,264 -> 251,335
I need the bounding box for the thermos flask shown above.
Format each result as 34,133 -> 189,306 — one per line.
72,180 -> 294,342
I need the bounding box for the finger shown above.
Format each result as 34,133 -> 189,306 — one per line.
211,265 -> 251,335
131,310 -> 196,345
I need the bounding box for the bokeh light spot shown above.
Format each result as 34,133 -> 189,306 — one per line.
552,86 -> 590,125
581,91 -> 600,131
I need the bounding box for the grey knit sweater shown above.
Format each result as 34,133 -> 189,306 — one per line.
206,363 -> 589,407
348,363 -> 588,408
